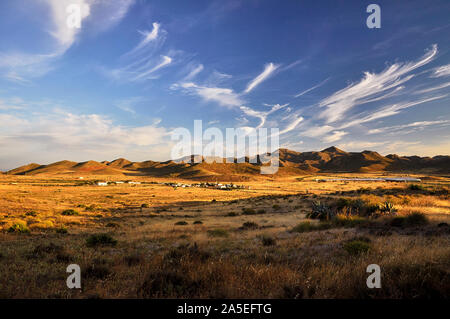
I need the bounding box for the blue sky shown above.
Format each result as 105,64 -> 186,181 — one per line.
0,0 -> 449,169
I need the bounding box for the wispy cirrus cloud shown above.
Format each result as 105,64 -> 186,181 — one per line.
177,82 -> 244,108
341,95 -> 447,129
415,81 -> 450,94
239,103 -> 288,128
368,119 -> 450,135
244,63 -> 279,94
295,77 -> 329,98
322,130 -> 348,143
431,64 -> 450,78
183,64 -> 204,81
318,44 -> 438,123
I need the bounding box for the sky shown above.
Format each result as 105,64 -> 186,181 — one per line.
0,0 -> 449,170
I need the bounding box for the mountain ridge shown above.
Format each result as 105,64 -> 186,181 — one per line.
5,147 -> 450,179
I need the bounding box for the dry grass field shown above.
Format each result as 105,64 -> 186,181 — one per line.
0,173 -> 449,298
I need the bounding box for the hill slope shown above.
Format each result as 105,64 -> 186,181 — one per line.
7,147 -> 450,178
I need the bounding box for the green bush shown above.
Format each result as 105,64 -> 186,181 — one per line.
226,212 -> 238,217
207,229 -> 229,237
405,212 -> 428,226
242,208 -> 256,215
61,209 -> 79,216
86,233 -> 117,247
7,222 -> 30,234
332,215 -> 367,228
343,240 -> 371,256
408,184 -> 425,191
389,212 -> 428,227
390,216 -> 406,227
242,221 -> 259,229
56,226 -> 68,234
291,221 -> 331,233
261,235 -> 276,246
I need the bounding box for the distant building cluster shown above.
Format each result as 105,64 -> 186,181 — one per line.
163,182 -> 247,190
92,180 -> 247,190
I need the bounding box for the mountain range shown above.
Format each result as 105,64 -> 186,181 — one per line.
4,147 -> 449,180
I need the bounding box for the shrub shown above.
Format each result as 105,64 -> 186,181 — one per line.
141,203 -> 149,208
335,198 -> 378,217
105,222 -> 120,228
241,222 -> 259,229
226,212 -> 238,217
31,243 -> 64,257
261,235 -> 276,246
242,208 -> 256,215
84,264 -> 110,279
124,254 -> 144,266
7,222 -> 30,234
343,240 -> 371,256
291,221 -> 331,233
408,184 -> 425,191
306,201 -> 335,220
175,221 -> 188,226
56,226 -> 68,234
404,212 -> 428,226
207,229 -> 229,237
332,215 -> 367,228
86,233 -> 117,247
390,216 -> 406,227
257,209 -> 266,214
25,211 -> 37,217
61,209 -> 79,216
138,270 -> 202,298
272,204 -> 280,210
193,220 -> 203,225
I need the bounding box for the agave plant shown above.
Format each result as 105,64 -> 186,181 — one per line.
378,201 -> 397,215
306,201 -> 335,220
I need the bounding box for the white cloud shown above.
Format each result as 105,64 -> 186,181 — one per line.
45,0 -> 91,49
0,109 -> 173,169
367,120 -> 450,135
279,116 -> 304,135
415,81 -> 450,94
341,95 -> 447,129
132,55 -> 172,81
301,125 -> 335,138
295,77 -> 329,98
318,44 -> 438,123
125,22 -> 162,56
431,64 -> 450,78
322,131 -> 348,143
239,103 -> 288,128
184,64 -> 204,80
114,96 -> 146,114
0,0 -> 133,83
244,63 -> 279,94
178,82 -> 244,108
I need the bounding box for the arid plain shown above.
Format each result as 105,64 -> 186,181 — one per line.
0,169 -> 449,298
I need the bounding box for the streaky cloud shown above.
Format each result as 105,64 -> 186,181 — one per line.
244,63 -> 279,94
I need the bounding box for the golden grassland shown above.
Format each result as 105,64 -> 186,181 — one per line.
0,173 -> 449,298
